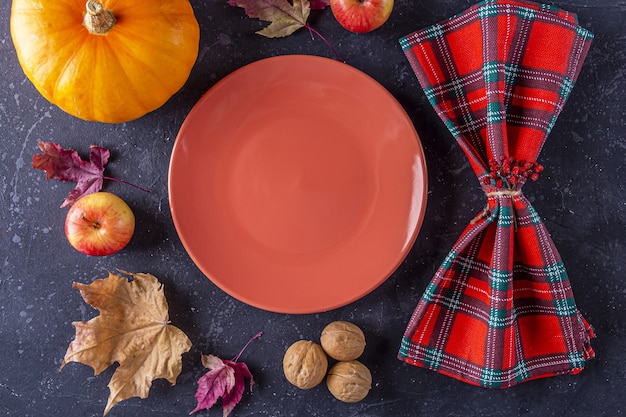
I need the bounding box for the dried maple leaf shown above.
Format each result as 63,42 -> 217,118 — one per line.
61,270 -> 192,416
227,0 -> 342,60
190,332 -> 262,416
228,0 -> 311,37
32,141 -> 149,207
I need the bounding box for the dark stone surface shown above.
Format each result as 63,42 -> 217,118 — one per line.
1,1 -> 624,416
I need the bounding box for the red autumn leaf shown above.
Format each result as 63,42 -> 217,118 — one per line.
190,332 -> 262,416
32,141 -> 149,207
32,141 -> 109,207
191,355 -> 236,414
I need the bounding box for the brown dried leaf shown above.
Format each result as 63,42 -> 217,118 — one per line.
61,271 -> 192,415
228,0 -> 311,38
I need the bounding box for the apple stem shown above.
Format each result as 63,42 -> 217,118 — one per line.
102,176 -> 151,193
80,215 -> 100,229
305,25 -> 344,62
232,332 -> 263,362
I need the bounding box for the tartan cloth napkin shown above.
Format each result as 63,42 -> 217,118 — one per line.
398,0 -> 595,387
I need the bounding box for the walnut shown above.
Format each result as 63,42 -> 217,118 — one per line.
282,340 -> 328,389
326,360 -> 372,403
320,321 -> 366,361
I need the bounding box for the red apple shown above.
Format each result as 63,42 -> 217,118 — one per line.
65,192 -> 135,256
330,0 -> 393,34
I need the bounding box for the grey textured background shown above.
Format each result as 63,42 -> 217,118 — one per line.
1,0 -> 624,416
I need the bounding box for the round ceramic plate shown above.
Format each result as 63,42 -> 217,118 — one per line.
168,55 -> 427,314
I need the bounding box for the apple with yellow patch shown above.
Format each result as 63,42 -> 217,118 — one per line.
65,192 -> 135,256
330,0 -> 393,33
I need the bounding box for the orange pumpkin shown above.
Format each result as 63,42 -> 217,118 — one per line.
10,0 -> 200,123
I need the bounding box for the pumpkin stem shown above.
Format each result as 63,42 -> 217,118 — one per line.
83,0 -> 116,35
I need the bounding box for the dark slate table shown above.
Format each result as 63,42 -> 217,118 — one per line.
1,0 -> 624,416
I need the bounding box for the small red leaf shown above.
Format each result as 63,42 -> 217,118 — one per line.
190,333 -> 262,416
190,355 -> 236,414
32,141 -> 109,207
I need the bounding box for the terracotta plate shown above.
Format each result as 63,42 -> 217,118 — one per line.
168,55 -> 427,313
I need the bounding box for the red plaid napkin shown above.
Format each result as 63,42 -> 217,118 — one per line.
398,0 -> 595,387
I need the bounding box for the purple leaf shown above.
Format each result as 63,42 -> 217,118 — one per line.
190,355 -> 236,415
190,333 -> 262,416
32,141 -> 110,207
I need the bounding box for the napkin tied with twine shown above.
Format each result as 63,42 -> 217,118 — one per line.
398,0 -> 595,387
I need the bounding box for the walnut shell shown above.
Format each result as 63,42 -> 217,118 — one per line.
320,321 -> 366,361
283,340 -> 328,389
326,360 -> 372,403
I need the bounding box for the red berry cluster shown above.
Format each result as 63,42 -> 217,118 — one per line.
482,157 -> 544,189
